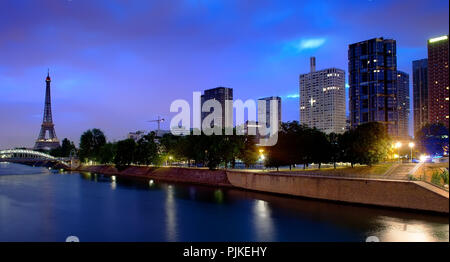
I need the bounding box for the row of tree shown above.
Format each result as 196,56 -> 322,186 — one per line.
264,121 -> 391,170
49,122 -> 448,170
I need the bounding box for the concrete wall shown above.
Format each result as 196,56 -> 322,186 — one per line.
226,171 -> 449,213
78,165 -> 232,187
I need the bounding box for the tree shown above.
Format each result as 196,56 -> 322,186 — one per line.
352,122 -> 391,166
328,132 -> 340,169
238,136 -> 259,168
99,142 -> 116,164
49,138 -> 76,157
79,128 -> 106,162
135,132 -> 159,166
114,138 -> 136,170
309,128 -> 331,169
416,123 -> 449,157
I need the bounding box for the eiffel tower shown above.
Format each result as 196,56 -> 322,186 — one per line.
34,70 -> 60,150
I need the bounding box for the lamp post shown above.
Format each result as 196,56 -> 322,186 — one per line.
258,149 -> 265,169
408,142 -> 415,162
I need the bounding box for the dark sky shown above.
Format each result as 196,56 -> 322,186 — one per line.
0,0 -> 448,148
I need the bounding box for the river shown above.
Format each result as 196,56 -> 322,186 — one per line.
0,162 -> 448,242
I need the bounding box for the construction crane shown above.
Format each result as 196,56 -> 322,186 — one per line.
147,116 -> 165,134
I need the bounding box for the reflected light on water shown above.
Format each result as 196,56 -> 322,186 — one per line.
253,200 -> 275,241
372,216 -> 449,242
165,185 -> 177,241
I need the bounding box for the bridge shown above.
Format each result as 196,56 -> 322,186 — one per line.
0,149 -> 74,169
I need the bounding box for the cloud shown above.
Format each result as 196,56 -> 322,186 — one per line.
282,37 -> 327,55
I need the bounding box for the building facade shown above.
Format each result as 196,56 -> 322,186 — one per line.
427,35 -> 449,128
200,87 -> 233,128
348,37 -> 399,137
258,96 -> 282,131
412,58 -> 428,135
396,71 -> 410,139
300,57 -> 346,134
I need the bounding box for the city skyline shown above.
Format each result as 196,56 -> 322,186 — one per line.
0,0 -> 449,148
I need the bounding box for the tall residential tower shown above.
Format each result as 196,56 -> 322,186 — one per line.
396,71 -> 410,139
300,57 -> 346,134
200,87 -> 233,128
412,58 -> 428,135
427,35 -> 449,128
348,37 -> 399,137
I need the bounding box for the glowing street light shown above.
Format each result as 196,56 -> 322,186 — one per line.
394,142 -> 402,163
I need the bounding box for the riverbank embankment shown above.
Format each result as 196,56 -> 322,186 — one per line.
75,165 -> 449,214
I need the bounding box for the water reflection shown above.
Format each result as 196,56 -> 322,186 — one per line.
0,163 -> 448,242
253,200 -> 275,241
165,185 -> 177,241
372,216 -> 449,242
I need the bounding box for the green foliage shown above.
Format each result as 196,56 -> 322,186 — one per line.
77,121 -> 395,171
135,132 -> 159,166
114,138 -> 136,170
49,138 -> 76,157
238,136 -> 259,168
442,170 -> 449,185
431,171 -> 442,186
351,122 -> 391,166
99,142 -> 116,164
79,128 -> 106,162
408,174 -> 418,181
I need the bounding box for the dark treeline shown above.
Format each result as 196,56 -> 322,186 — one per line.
264,121 -> 391,171
49,122 -> 447,170
55,121 -> 396,170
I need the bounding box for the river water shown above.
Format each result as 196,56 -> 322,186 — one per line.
0,162 -> 448,242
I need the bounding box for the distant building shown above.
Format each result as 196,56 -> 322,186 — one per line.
427,35 -> 449,128
201,87 -> 233,128
412,58 -> 428,135
396,71 -> 410,139
258,96 -> 282,130
127,131 -> 146,141
300,57 -> 346,134
348,37 -> 398,137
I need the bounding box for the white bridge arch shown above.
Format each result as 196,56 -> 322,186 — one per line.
0,149 -> 57,160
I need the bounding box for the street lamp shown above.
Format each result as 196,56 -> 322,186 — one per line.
408,142 -> 415,162
258,149 -> 265,169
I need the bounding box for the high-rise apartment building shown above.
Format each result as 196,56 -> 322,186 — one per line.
396,71 -> 410,139
412,58 -> 428,135
258,96 -> 282,130
427,35 -> 449,128
348,37 -> 399,137
300,57 -> 346,134
200,87 -> 233,128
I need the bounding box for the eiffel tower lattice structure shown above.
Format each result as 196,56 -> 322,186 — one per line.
34,70 -> 60,150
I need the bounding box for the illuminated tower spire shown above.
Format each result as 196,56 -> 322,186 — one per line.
34,70 -> 60,150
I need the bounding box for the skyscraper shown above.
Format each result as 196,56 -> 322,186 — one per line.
412,58 -> 428,135
427,35 -> 449,128
396,71 -> 410,139
34,71 -> 60,150
258,96 -> 282,131
200,87 -> 233,128
300,57 -> 346,134
348,37 -> 398,137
